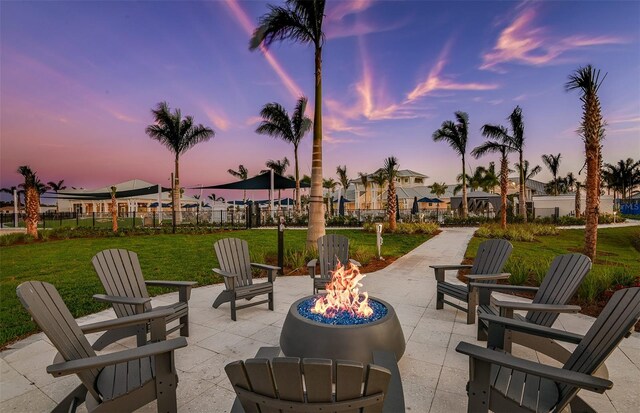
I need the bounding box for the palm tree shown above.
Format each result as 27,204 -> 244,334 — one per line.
256,96 -> 312,212
542,153 -> 562,195
383,157 -> 399,231
228,165 -> 249,203
432,111 -> 470,218
603,158 -> 640,199
336,165 -> 349,194
17,166 -> 40,238
515,160 -> 542,183
358,172 -> 370,209
263,158 -> 290,203
109,186 -> 118,233
47,179 -> 66,212
146,101 -> 214,223
575,181 -> 582,218
481,106 -> 529,221
251,0 -> 327,249
371,171 -> 388,210
566,65 -> 606,260
428,182 -> 447,218
208,193 -> 225,203
323,178 -> 337,215
473,134 -> 517,229
481,163 -> 500,193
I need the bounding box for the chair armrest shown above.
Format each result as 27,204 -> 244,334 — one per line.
430,264 -> 473,270
494,300 -> 581,313
465,273 -> 510,281
307,259 -> 318,278
47,337 -> 188,377
251,263 -> 281,271
455,342 -> 611,393
145,280 -> 198,287
348,259 -> 362,267
480,314 -> 584,344
79,308 -> 175,334
469,283 -> 539,293
213,268 -> 238,279
92,294 -> 151,306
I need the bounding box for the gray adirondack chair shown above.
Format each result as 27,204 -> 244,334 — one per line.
226,357 -> 392,413
17,281 -> 187,413
91,249 -> 197,350
456,287 -> 640,413
474,253 -> 591,362
431,239 -> 512,324
212,238 -> 280,321
307,234 -> 361,295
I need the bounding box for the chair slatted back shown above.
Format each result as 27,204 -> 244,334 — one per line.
470,239 -> 512,304
214,238 -> 254,289
470,239 -> 513,275
526,254 -> 591,327
557,287 -> 640,409
92,249 -> 151,317
318,234 -> 350,280
225,357 -> 390,413
16,281 -> 101,399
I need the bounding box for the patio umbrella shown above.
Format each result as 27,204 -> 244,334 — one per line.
338,196 -> 346,216
396,194 -> 400,220
411,196 -> 419,214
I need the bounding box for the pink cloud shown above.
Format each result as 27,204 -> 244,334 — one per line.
202,105 -> 230,131
407,41 -> 498,102
481,7 -> 628,71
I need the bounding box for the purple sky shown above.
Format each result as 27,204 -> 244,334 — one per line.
1,0 -> 639,201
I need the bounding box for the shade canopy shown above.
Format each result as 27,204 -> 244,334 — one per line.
411,196 -> 419,214
56,184 -> 171,200
417,197 -> 444,203
201,172 -> 309,190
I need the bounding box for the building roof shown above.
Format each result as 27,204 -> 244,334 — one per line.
507,177 -> 546,194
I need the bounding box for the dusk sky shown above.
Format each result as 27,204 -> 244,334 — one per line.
1,0 -> 639,201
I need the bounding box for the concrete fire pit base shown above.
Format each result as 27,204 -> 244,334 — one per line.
280,295 -> 405,365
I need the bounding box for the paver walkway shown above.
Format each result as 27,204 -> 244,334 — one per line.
1,227 -> 639,412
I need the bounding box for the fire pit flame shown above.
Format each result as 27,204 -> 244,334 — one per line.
311,260 -> 373,318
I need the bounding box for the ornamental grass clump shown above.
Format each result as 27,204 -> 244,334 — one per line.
475,223 -> 558,241
363,222 -> 439,234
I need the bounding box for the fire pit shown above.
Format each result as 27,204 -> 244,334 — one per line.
280,261 -> 405,364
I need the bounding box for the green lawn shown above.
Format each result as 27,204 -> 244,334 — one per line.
0,229 -> 431,346
465,226 -> 640,302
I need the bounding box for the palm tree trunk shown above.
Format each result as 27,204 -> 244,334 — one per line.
306,45 -> 326,249
500,156 -> 508,230
461,157 -> 468,218
174,156 -> 182,224
111,193 -> 118,233
519,151 -> 527,222
554,172 -> 558,196
294,145 -> 301,213
388,182 -> 397,231
584,141 -> 599,259
575,183 -> 581,218
25,187 -> 39,239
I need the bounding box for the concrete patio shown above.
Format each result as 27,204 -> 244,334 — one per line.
1,227 -> 639,412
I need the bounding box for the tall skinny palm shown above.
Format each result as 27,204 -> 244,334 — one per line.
17,166 -> 40,238
336,165 -> 349,193
323,178 -> 337,215
358,172 -> 370,209
251,0 -> 326,249
384,157 -> 399,231
542,153 -> 562,195
146,102 -> 214,223
371,171 -> 387,210
566,65 -> 606,260
109,186 -> 118,233
228,165 -> 249,203
47,179 -> 66,212
256,96 -> 312,211
432,111 -> 470,218
263,158 -> 290,202
473,136 -> 516,229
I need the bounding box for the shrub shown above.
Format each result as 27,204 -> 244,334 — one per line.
0,232 -> 34,246
362,222 -> 439,234
503,256 -> 552,285
443,216 -> 494,226
326,215 -> 361,227
351,245 -> 375,266
475,223 -> 558,242
284,247 -> 313,271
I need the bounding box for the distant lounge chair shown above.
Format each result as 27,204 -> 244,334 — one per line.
17,281 -> 187,413
212,238 -> 279,321
91,249 -> 197,350
456,287 -> 640,413
474,253 -> 591,363
307,234 -> 361,295
431,239 -> 512,324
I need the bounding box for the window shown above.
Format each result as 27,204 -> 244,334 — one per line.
415,178 -> 423,184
